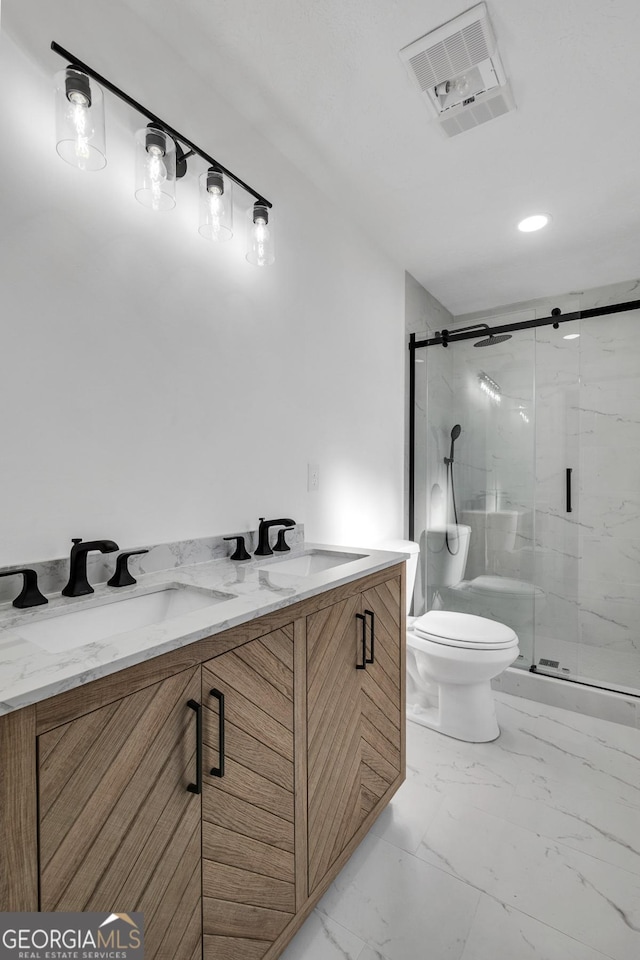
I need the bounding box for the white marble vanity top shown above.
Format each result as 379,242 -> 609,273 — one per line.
0,543 -> 408,716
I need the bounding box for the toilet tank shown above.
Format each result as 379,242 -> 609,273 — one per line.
377,540 -> 420,616
426,524 -> 471,587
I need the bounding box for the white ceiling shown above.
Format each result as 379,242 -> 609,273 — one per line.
7,0 -> 640,315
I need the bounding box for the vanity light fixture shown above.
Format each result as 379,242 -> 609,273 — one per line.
199,166 -> 233,242
135,125 -> 177,211
51,42 -> 273,262
54,66 -> 106,170
517,214 -> 551,233
246,203 -> 275,266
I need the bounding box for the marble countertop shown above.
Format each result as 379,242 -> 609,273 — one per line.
0,543 -> 408,716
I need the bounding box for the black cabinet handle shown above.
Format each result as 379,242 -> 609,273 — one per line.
364,609 -> 375,664
209,688 -> 225,777
566,467 -> 573,513
186,699 -> 202,794
356,613 -> 367,670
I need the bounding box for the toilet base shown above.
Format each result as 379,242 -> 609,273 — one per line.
407,679 -> 501,742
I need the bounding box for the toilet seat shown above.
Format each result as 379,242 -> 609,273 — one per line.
411,609 -> 518,651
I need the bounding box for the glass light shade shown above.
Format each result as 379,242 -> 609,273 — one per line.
134,126 -> 176,211
246,203 -> 275,266
54,68 -> 106,171
198,168 -> 233,241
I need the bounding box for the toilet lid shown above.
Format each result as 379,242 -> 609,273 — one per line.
467,575 -> 544,599
412,610 -> 517,647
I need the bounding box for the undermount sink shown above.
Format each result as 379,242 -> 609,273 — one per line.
14,585 -> 236,654
256,549 -> 367,577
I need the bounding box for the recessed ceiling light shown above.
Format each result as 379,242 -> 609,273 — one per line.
518,214 -> 551,233
563,333 -> 580,340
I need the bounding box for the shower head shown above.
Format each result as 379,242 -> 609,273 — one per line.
445,424 -> 462,464
474,333 -> 512,347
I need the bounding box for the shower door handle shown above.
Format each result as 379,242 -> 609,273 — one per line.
566,468 -> 573,513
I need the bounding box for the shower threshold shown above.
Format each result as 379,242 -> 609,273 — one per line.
530,663 -> 640,700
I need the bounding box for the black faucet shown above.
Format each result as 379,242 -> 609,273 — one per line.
254,518 -> 296,557
62,538 -> 119,597
0,569 -> 48,608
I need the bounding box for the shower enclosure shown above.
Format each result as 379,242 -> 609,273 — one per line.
409,298 -> 640,698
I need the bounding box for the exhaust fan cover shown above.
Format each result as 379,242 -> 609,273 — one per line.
399,2 -> 515,137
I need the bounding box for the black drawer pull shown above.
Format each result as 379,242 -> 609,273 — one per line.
364,609 -> 375,664
209,688 -> 225,777
566,467 -> 573,513
356,613 -> 366,670
186,699 -> 202,795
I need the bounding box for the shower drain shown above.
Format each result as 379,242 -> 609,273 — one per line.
538,658 -> 560,668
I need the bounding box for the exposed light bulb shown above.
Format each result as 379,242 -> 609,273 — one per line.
198,168 -> 233,241
252,217 -> 270,265
134,126 -> 176,211
146,144 -> 167,211
208,190 -> 225,237
69,99 -> 93,165
246,203 -> 275,266
55,68 -> 106,171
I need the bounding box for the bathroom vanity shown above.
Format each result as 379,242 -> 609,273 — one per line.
0,544 -> 406,960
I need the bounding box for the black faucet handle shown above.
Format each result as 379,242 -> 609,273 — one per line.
223,536 -> 251,562
273,528 -> 293,553
0,569 -> 48,608
107,549 -> 149,588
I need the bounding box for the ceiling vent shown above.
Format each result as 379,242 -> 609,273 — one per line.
399,2 -> 515,137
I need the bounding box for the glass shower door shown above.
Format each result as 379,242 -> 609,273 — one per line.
533,308 -> 640,696
533,324 -> 582,678
420,328 -> 536,667
575,311 -> 640,693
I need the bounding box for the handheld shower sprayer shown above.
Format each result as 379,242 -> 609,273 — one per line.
444,424 -> 462,555
445,424 -> 462,465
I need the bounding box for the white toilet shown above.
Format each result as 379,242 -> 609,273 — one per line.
393,538 -> 519,743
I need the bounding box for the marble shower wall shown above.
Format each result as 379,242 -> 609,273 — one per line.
451,324 -> 536,578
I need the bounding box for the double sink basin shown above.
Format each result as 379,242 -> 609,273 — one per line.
13,549 -> 366,654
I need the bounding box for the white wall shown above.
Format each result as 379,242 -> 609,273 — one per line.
404,273 -> 452,614
0,14 -> 405,565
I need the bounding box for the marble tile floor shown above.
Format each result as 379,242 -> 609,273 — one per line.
281,692 -> 640,960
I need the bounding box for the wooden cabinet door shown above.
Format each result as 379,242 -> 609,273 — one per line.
306,577 -> 402,893
38,667 -> 202,960
359,577 -> 402,816
202,625 -> 296,960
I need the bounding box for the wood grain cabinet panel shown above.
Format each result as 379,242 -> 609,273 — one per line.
38,666 -> 202,960
4,565 -> 405,960
306,577 -> 402,893
202,626 -> 296,960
